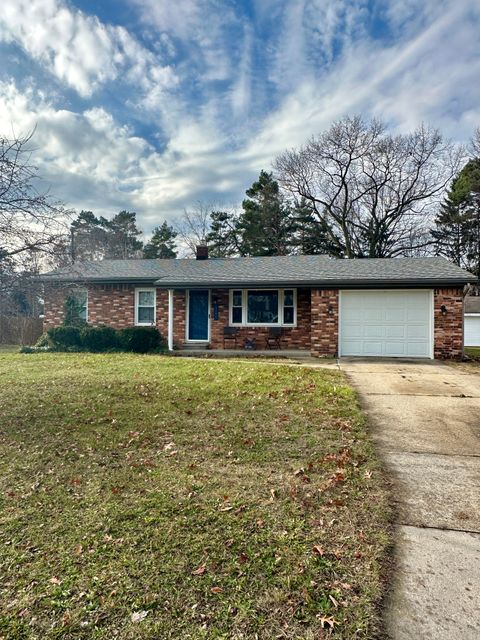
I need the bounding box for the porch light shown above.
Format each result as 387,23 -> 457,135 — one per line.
328,304 -> 334,316
440,304 -> 448,315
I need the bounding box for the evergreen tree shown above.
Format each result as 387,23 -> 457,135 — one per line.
71,210 -> 108,261
237,170 -> 295,256
101,211 -> 143,259
143,222 -> 178,258
206,210 -> 241,257
291,198 -> 339,255
433,159 -> 480,276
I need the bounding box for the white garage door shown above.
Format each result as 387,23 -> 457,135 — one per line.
339,290 -> 433,358
465,316 -> 480,346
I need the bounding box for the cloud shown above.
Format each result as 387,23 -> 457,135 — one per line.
0,0 -> 479,239
0,0 -> 176,100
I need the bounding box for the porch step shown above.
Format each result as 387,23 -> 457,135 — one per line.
178,343 -> 210,351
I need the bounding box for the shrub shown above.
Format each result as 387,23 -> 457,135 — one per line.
47,326 -> 82,349
118,326 -> 162,353
81,326 -> 119,352
35,332 -> 51,347
63,294 -> 87,327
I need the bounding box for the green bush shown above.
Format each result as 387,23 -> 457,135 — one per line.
47,326 -> 82,349
118,326 -> 162,353
81,326 -> 119,352
35,332 -> 51,347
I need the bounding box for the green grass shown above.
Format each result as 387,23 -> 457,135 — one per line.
0,344 -> 19,353
0,353 -> 391,639
465,346 -> 480,358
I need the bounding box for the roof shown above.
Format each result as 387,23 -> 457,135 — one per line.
465,296 -> 480,313
40,255 -> 476,288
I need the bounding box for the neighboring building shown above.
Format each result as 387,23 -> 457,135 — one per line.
464,296 -> 480,347
41,249 -> 476,359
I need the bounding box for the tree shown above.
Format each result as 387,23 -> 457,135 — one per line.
274,115 -> 461,258
206,209 -> 241,257
71,210 -> 108,261
237,171 -> 295,256
175,202 -> 212,256
433,159 -> 480,276
102,210 -> 143,259
291,197 -> 333,255
471,127 -> 480,158
0,131 -> 69,270
143,221 -> 178,258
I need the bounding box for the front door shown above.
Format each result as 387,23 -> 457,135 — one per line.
188,290 -> 210,341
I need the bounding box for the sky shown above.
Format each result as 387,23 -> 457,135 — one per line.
1,0 -> 479,237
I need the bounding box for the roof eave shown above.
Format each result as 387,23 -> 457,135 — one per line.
153,278 -> 475,288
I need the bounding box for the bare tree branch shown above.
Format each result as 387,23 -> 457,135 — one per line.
274,115 -> 463,258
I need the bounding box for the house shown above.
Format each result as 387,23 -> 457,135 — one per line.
41,248 -> 476,359
464,296 -> 480,347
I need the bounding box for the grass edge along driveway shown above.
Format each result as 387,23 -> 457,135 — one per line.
0,353 -> 391,639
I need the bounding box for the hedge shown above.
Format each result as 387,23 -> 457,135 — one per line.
44,325 -> 165,354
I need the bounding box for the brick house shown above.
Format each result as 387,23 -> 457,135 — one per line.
41,250 -> 476,359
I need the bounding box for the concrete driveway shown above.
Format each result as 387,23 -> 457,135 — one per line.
338,359 -> 480,640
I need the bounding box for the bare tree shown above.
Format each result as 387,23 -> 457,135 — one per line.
274,115 -> 462,258
175,201 -> 213,256
0,130 -> 70,265
471,127 -> 480,158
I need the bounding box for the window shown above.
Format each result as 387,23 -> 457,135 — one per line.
248,290 -> 278,324
135,288 -> 156,325
70,288 -> 87,322
283,290 -> 294,324
230,289 -> 296,326
231,290 -> 243,324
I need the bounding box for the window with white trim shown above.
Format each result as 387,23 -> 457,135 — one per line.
74,288 -> 88,322
229,289 -> 296,327
135,288 -> 156,325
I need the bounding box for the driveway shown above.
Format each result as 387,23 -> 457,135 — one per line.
338,359 -> 480,640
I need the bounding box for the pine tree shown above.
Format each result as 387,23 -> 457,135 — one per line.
291,198 -> 340,255
237,171 -> 295,256
71,211 -> 108,261
206,210 -> 241,257
433,159 -> 480,276
143,222 -> 178,258
101,211 -> 143,259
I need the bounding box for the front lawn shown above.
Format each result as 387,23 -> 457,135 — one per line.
0,353 -> 390,639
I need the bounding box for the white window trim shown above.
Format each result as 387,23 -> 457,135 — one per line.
135,287 -> 156,326
229,288 -> 297,327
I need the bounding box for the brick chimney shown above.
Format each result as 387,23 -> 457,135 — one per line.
196,244 -> 209,260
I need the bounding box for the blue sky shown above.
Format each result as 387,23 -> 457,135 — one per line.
1,0 -> 479,236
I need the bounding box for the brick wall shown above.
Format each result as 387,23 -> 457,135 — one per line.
310,289 -> 339,357
87,284 -> 134,328
43,285 -> 68,328
43,283 -> 466,359
434,287 -> 464,359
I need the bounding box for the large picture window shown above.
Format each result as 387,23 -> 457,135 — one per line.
229,289 -> 296,327
135,288 -> 156,325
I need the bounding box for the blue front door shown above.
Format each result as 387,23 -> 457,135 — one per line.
188,290 -> 209,341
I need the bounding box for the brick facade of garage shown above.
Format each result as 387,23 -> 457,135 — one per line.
43,284 -> 465,359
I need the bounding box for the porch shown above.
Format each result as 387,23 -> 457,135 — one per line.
157,287 -> 339,358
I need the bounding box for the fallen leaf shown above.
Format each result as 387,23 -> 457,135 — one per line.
49,576 -> 61,585
210,586 -> 223,594
192,565 -> 206,575
131,610 -> 148,623
312,545 -> 325,556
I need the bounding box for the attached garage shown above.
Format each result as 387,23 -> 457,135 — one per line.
465,316 -> 480,346
339,290 -> 433,358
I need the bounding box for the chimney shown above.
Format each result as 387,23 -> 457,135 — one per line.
196,244 -> 209,260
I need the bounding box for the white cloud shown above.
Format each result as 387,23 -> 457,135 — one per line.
0,0 -> 478,237
0,0 -> 176,100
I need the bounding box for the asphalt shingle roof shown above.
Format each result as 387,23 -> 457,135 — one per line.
41,255 -> 475,287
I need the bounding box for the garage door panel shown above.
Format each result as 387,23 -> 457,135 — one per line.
340,290 -> 432,358
386,325 -> 406,338
464,317 -> 480,346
